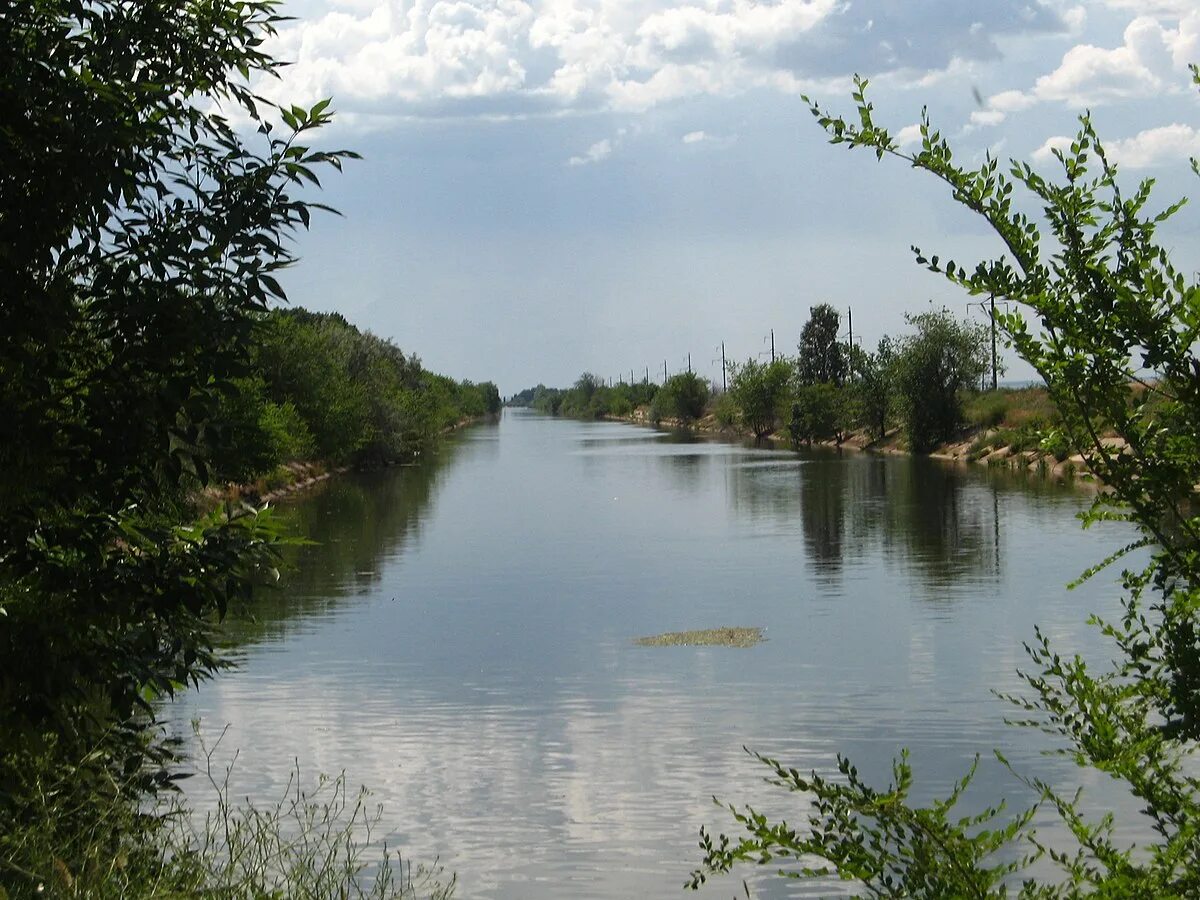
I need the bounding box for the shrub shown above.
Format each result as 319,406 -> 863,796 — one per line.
651,372 -> 709,425
891,309 -> 990,452
727,357 -> 795,438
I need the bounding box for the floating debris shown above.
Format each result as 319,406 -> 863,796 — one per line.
634,627 -> 764,648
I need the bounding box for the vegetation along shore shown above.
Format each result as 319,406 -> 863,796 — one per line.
509,304 -> 1098,483
1,3 -> 489,896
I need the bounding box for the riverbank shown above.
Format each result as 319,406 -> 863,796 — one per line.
197,414 -> 491,513
604,386 -> 1095,486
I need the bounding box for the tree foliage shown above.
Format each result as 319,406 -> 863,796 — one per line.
0,0 -> 358,878
728,357 -> 795,438
788,383 -> 844,446
891,309 -> 989,452
692,67 -> 1200,897
852,336 -> 897,442
797,303 -> 849,386
651,372 -> 710,425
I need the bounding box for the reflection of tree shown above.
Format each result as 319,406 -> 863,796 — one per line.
219,438 -> 461,649
723,445 -> 1080,595
654,430 -> 711,494
879,459 -> 1000,588
723,458 -> 805,522
799,457 -> 847,576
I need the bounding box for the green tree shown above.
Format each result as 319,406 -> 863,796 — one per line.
651,372 -> 710,425
797,303 -> 849,386
256,312 -> 372,460
892,308 -> 989,452
851,336 -> 897,442
728,357 -> 795,438
692,70 -> 1200,897
788,382 -> 844,446
0,0 -> 354,866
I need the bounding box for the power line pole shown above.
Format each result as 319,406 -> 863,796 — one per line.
845,305 -> 860,380
687,352 -> 692,374
721,342 -> 727,392
771,328 -> 776,362
990,293 -> 998,391
663,360 -> 668,383
968,293 -> 1008,391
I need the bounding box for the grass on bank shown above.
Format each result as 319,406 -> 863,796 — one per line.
635,627 -> 764,648
0,727 -> 454,900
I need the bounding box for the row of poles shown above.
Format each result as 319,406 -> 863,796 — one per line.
601,297 -> 1005,394
602,308 -> 861,393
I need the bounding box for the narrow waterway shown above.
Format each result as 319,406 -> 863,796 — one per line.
170,408 -> 1144,897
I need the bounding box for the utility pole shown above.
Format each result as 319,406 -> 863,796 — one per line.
721,342 -> 727,392
771,328 -> 776,362
845,306 -> 860,380
989,293 -> 998,391
687,352 -> 692,374
968,293 -> 1008,391
645,366 -> 649,384
664,360 -> 668,383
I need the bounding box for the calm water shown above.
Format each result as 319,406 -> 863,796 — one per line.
170,409 -> 1146,897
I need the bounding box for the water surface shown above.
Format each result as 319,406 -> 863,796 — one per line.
171,409 -> 1143,897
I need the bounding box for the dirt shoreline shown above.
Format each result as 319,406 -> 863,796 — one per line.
602,407 -> 1097,488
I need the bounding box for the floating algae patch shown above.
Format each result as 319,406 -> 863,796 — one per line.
634,627 -> 764,648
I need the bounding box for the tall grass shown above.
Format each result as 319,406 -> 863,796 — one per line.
0,726 -> 453,900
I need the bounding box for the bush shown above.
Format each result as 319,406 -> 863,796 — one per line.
966,392 -> 1009,428
712,392 -> 739,429
789,383 -> 841,446
891,309 -> 989,452
727,357 -> 795,438
651,372 -> 709,425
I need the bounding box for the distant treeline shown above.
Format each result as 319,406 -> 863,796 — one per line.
508,372 -> 711,425
511,304 -> 1054,454
217,308 -> 501,481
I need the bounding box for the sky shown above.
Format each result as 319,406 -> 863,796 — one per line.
258,0 -> 1200,394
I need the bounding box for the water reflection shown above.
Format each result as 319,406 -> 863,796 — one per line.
172,411 -> 1136,899
219,437 -> 464,651
721,448 -> 1077,592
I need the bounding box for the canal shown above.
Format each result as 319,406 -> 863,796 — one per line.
169,408 -> 1142,897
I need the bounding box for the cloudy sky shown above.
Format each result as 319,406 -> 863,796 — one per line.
262,0 -> 1200,392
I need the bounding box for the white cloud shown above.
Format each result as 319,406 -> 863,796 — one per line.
989,89 -> 1037,113
1101,0 -> 1197,16
1063,4 -> 1087,33
1106,123 -> 1200,167
969,109 -> 1007,127
895,123 -> 924,147
982,10 -> 1198,120
567,137 -> 613,165
248,0 -> 1078,124
1032,134 -> 1075,163
1032,120 -> 1200,170
680,128 -> 737,147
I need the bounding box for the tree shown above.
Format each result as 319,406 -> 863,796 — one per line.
691,69 -> 1200,897
788,383 -> 842,446
651,372 -> 710,425
891,309 -> 989,452
728,357 -> 795,439
0,0 -> 354,847
851,336 -> 897,442
797,303 -> 849,386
